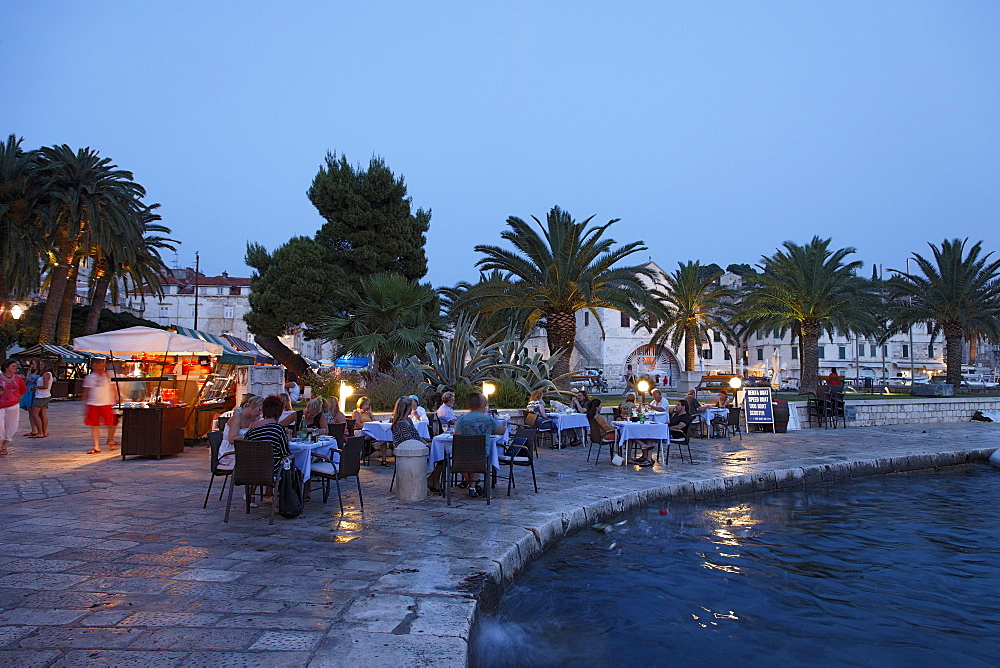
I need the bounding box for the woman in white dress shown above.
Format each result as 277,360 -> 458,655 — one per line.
219,395 -> 263,470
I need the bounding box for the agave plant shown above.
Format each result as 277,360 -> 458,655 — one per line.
409,313 -> 504,392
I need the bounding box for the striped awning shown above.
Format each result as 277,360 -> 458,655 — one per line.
221,334 -> 276,365
10,344 -> 100,364
171,326 -> 241,356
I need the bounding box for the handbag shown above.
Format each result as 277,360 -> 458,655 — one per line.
276,456 -> 304,518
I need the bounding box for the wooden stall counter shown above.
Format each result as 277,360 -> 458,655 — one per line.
119,404 -> 186,460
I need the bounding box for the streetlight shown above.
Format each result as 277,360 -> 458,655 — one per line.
10,304 -> 22,320
636,379 -> 650,409
729,376 -> 743,409
482,382 -> 495,401
339,381 -> 354,414
906,257 -> 915,382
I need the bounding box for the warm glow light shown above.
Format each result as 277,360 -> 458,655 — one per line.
10,304 -> 23,320
340,382 -> 354,413
636,379 -> 650,394
729,376 -> 743,389
482,382 -> 495,397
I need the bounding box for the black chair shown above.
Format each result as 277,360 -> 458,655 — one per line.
826,387 -> 846,429
806,386 -> 829,428
217,415 -> 230,433
203,430 -> 230,508
225,440 -> 277,525
496,436 -> 538,496
312,435 -> 365,515
328,422 -> 347,447
523,412 -> 553,450
664,421 -> 692,465
724,407 -> 743,440
446,435 -> 490,506
427,413 -> 442,437
587,417 -> 617,464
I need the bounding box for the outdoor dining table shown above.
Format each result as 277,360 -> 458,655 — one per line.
611,420 -> 671,462
288,437 -> 340,482
702,407 -> 729,435
548,412 -> 590,446
428,433 -> 504,473
361,420 -> 430,442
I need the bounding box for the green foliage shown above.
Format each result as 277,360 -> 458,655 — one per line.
309,152 -> 430,289
308,368 -> 363,405
726,263 -> 756,277
318,273 -> 446,373
14,302 -> 165,348
739,237 -> 877,393
454,206 -> 652,387
410,313 -> 504,391
452,382 -> 477,410
490,377 -> 527,409
890,238 -> 1000,388
644,261 -> 735,371
245,236 -> 338,339
361,369 -> 427,412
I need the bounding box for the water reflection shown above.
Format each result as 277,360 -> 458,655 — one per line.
472,467 -> 1000,667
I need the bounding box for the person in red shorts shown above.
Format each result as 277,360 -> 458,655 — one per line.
82,359 -> 120,454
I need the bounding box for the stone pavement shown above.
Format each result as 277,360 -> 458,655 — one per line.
0,401 -> 997,667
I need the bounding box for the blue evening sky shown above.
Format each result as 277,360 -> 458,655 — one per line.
4,2 -> 999,288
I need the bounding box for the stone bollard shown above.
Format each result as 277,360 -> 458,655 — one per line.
395,439 -> 429,502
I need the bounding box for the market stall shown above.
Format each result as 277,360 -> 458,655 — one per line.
10,344 -> 107,399
72,326 -> 238,458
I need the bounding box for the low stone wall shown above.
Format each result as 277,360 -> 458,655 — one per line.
788,397 -> 1000,428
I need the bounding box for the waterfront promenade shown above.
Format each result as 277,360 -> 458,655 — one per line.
0,401 -> 996,666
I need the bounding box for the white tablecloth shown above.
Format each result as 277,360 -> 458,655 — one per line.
429,434 -> 503,473
647,410 -> 669,423
549,412 -> 590,445
612,421 -> 670,445
289,438 -> 340,481
361,420 -> 430,442
702,407 -> 729,429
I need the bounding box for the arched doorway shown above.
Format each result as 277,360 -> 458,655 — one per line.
624,344 -> 681,388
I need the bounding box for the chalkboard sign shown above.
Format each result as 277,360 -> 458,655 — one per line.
739,387 -> 774,427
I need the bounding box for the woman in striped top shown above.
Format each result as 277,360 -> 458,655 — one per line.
245,395 -> 291,476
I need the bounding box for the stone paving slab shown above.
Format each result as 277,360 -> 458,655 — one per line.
0,400 -> 996,665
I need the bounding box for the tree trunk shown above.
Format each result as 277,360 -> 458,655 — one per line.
39,231 -> 75,344
545,310 -> 576,390
800,320 -> 821,395
968,330 -> 978,365
684,327 -> 696,371
56,262 -> 79,345
943,322 -> 964,391
84,272 -> 113,335
253,334 -> 310,377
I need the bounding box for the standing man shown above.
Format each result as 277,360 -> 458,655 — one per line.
454,392 -> 505,498
83,359 -> 120,454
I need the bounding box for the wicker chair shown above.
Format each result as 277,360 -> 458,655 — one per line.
587,417 -> 617,464
446,435 -> 490,506
225,439 -> 276,524
312,436 -> 365,515
202,430 -> 230,508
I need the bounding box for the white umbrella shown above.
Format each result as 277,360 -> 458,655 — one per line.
771,348 -> 782,389
73,326 -> 224,355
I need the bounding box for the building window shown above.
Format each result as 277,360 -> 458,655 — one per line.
702,348 -> 713,360
883,345 -> 889,357
838,346 -> 847,360
757,348 -> 764,361
714,331 -> 722,342
871,344 -> 878,357
620,312 -> 630,328
928,344 -> 934,358
159,305 -> 169,317
647,315 -> 658,330
723,349 -> 731,360
792,346 -> 799,360
926,322 -> 933,335
224,306 -> 234,319
217,287 -> 224,295
818,346 -> 825,359
902,344 -> 909,358
757,329 -> 765,340
774,329 -> 781,338
584,312 -> 589,327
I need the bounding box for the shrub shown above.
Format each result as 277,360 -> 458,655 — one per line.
491,377 -> 527,409
362,369 -> 426,412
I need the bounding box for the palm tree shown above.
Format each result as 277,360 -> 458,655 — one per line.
643,261 -> 734,372
739,237 -> 877,394
33,145 -> 146,344
890,239 -> 1000,390
459,206 -> 651,387
318,273 -> 446,373
82,204 -> 176,335
0,135 -> 44,320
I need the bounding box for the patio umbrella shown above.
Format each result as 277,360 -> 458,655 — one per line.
771,348 -> 782,389
72,326 -> 224,355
